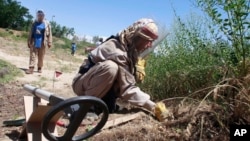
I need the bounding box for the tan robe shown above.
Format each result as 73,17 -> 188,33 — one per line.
72,39 -> 155,111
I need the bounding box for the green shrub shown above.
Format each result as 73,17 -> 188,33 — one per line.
0,59 -> 22,84
139,12 -> 234,100
196,0 -> 250,76
8,30 -> 14,34
140,51 -> 224,100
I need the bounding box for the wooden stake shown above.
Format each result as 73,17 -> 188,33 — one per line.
102,112 -> 143,130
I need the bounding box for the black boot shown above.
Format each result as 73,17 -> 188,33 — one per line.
101,89 -> 118,113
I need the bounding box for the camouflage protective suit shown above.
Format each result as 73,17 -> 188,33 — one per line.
72,18 -> 158,112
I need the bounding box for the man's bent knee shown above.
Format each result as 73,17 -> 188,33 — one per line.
101,60 -> 118,77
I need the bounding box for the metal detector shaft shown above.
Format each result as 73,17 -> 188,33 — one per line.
23,84 -> 65,106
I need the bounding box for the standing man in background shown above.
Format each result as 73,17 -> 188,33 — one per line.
26,10 -> 52,74
71,42 -> 77,56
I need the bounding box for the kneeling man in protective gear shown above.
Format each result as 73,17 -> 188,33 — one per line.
72,18 -> 170,121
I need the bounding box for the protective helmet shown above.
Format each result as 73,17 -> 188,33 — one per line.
136,19 -> 158,41
118,18 -> 158,46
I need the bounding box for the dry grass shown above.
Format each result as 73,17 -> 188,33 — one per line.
160,77 -> 250,140
90,77 -> 250,141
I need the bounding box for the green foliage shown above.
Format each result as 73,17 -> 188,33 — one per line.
53,37 -> 72,49
141,43 -> 230,99
140,1 -> 250,99
0,28 -> 28,41
0,59 -> 22,84
50,21 -> 75,38
196,0 -> 250,76
140,13 -> 232,100
0,0 -> 33,30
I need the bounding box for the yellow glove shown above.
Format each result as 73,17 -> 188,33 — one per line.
154,102 -> 173,122
136,58 -> 146,83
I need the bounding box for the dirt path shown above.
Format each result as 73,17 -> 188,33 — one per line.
0,38 -> 87,140
0,48 -> 85,98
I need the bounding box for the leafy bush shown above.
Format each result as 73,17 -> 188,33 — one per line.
195,0 -> 250,76
140,13 -> 233,100
0,0 -> 33,30
50,21 -> 75,38
141,1 -> 250,100
141,46 -> 226,100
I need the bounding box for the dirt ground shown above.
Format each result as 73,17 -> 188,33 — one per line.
0,82 -> 29,141
0,35 -> 84,140
0,82 -> 231,141
0,36 -> 84,98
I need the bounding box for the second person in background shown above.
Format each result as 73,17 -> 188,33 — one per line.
26,10 -> 52,74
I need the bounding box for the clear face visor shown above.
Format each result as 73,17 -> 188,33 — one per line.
139,24 -> 168,59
